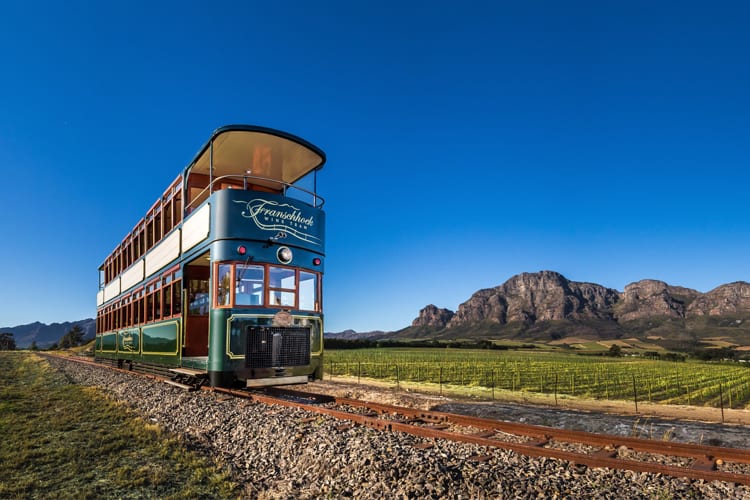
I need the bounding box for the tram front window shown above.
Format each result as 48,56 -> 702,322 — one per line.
299,271 -> 318,311
236,265 -> 264,306
269,266 -> 296,307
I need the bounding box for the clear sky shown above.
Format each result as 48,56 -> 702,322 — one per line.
1,1 -> 749,332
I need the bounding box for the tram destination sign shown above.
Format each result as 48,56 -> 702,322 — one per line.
233,197 -> 322,246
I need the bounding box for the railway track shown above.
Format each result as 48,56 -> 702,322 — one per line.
47,354 -> 750,486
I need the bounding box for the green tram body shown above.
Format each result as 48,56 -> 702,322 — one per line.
95,125 -> 326,387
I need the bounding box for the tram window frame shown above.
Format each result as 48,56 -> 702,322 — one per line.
235,264 -> 265,306
127,235 -> 134,269
163,274 -> 172,318
124,295 -> 131,328
212,262 -> 320,312
146,222 -> 153,250
154,205 -> 162,242
161,266 -> 181,319
131,287 -> 141,325
173,187 -> 182,225
163,196 -> 173,235
268,266 -> 296,308
216,263 -> 232,307
145,278 -> 160,322
136,220 -> 145,258
172,272 -> 182,316
298,270 -> 319,312
154,280 -> 162,320
188,276 -> 210,316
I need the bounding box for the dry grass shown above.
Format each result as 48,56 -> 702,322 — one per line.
0,352 -> 237,499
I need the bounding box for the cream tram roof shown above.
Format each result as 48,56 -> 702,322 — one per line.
184,125 -> 326,190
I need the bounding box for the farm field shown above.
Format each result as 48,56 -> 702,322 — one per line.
324,348 -> 750,409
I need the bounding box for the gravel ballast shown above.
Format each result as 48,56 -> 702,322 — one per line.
46,357 -> 750,499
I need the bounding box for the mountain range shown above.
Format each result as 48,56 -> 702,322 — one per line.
9,271 -> 750,351
328,271 -> 750,350
0,319 -> 96,349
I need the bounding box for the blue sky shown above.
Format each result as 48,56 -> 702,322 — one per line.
1,1 -> 749,332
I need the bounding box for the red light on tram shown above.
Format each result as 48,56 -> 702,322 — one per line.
237,245 -> 247,255
313,258 -> 321,266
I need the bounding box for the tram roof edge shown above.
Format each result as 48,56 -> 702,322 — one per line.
183,124 -> 326,184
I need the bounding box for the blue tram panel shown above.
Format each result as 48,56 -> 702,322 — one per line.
212,189 -> 325,256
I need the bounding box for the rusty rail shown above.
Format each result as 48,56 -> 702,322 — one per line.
45,354 -> 750,486
212,387 -> 750,485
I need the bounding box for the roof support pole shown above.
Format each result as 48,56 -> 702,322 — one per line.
209,139 -> 214,195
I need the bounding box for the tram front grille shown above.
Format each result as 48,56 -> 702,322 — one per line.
246,326 -> 311,368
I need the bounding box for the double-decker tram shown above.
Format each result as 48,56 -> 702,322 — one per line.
95,125 -> 326,387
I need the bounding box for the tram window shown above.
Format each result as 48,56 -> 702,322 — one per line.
133,293 -> 140,324
269,290 -> 295,307
269,266 -> 296,307
299,271 -> 318,311
188,278 -> 209,315
138,290 -> 145,323
217,264 -> 232,306
269,267 -> 296,289
172,279 -> 182,315
174,196 -> 182,224
138,227 -> 145,256
164,200 -> 173,234
154,282 -> 162,320
154,209 -> 162,242
146,219 -> 154,249
146,293 -> 154,322
236,265 -> 264,306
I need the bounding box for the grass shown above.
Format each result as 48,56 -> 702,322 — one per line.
0,352 -> 237,499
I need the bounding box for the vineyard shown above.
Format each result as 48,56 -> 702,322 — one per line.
324,348 -> 750,409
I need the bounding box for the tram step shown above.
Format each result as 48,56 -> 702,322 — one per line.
169,367 -> 208,377
164,379 -> 195,391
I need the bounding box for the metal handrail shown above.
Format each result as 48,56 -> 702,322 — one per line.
184,173 -> 325,213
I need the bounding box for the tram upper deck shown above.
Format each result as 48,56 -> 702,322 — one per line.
98,125 -> 326,294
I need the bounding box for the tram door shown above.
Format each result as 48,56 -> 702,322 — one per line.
183,253 -> 210,357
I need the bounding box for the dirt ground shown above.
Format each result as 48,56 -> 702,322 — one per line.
307,377 -> 750,449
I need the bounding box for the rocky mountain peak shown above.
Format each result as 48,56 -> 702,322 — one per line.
407,271 -> 750,341
447,271 -> 619,328
615,279 -> 700,322
688,281 -> 750,316
412,304 -> 455,328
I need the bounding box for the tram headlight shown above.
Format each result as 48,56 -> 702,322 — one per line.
277,246 -> 293,264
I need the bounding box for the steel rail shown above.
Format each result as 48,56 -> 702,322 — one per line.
44,354 -> 750,486
210,386 -> 750,485
324,393 -> 750,465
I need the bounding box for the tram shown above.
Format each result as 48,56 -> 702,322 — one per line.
95,125 -> 326,387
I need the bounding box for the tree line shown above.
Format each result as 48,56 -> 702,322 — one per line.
0,325 -> 86,351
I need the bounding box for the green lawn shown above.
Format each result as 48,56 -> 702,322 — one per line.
0,352 -> 237,499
